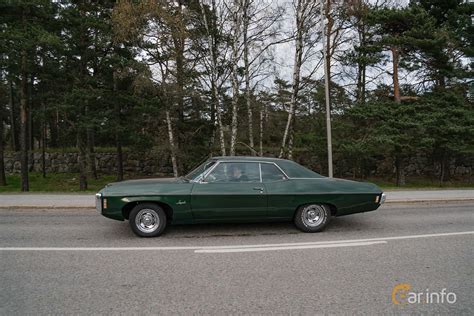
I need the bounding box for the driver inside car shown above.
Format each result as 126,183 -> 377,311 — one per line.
229,165 -> 248,182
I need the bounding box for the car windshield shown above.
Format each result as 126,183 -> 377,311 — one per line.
184,160 -> 216,181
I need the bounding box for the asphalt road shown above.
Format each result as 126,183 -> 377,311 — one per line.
1,202 -> 473,315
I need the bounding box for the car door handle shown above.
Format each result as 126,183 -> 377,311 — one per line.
253,187 -> 264,191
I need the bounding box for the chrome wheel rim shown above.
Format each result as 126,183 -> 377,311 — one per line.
135,209 -> 160,233
302,205 -> 325,227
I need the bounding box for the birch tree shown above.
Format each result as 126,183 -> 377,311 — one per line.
241,0 -> 285,155
228,0 -> 243,156
113,0 -> 199,175
279,0 -> 321,158
198,0 -> 228,156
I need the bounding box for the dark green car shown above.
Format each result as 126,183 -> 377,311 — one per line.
96,156 -> 385,237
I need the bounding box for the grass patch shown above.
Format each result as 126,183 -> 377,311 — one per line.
0,173 -> 117,192
369,178 -> 474,190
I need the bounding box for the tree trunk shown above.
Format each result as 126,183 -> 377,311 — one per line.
20,50 -> 29,191
288,130 -> 294,160
229,67 -> 239,156
49,111 -> 58,148
259,105 -> 264,157
77,131 -> 87,190
172,1 -> 185,174
209,80 -> 217,151
391,46 -> 401,103
437,76 -> 446,90
395,156 -> 405,186
166,110 -> 179,178
199,0 -> 226,156
360,17 -> 367,104
28,74 -> 34,152
325,0 -> 332,103
323,0 -> 333,177
357,0 -> 367,104
83,101 -> 96,180
355,24 -> 366,104
243,0 -> 254,155
41,102 -> 46,178
175,1 -> 185,124
229,3 -> 241,156
0,102 -> 6,186
439,153 -> 450,184
9,80 -> 18,151
216,106 -> 226,156
116,134 -> 124,182
114,75 -> 124,182
280,0 -> 304,158
86,127 -> 97,180
361,62 -> 366,104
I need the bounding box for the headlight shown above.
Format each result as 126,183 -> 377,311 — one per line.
375,193 -> 386,204
380,193 -> 386,205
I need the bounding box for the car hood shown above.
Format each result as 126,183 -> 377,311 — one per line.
102,177 -> 192,196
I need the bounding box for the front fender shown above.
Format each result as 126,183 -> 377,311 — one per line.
104,194 -> 193,223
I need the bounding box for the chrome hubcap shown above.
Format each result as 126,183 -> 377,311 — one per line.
135,209 -> 160,233
302,205 -> 325,227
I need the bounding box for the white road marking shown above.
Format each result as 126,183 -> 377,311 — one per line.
0,231 -> 472,252
197,230 -> 474,250
0,246 -> 198,251
194,241 -> 387,253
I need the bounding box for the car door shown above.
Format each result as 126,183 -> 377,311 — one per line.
191,161 -> 267,221
260,162 -> 295,219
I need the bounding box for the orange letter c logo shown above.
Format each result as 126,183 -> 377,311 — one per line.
392,283 -> 412,305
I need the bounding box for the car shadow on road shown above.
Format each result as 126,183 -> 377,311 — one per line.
109,215 -> 374,239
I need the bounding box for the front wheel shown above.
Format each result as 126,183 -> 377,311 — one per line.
294,204 -> 331,233
129,203 -> 167,237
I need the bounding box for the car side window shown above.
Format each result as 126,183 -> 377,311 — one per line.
261,163 -> 286,182
205,162 -> 260,183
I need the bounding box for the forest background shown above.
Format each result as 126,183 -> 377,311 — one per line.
0,0 -> 473,191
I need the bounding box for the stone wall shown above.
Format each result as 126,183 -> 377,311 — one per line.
3,151 -> 174,176
2,151 -> 473,181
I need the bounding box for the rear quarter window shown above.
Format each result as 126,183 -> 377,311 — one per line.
276,160 -> 323,178
261,163 -> 286,182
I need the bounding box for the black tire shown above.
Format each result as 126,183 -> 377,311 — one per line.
129,203 -> 167,237
294,203 -> 331,233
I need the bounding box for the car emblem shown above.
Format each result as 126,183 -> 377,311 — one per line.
176,200 -> 187,205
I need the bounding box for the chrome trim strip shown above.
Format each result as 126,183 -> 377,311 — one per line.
285,177 -> 326,180
259,163 -> 263,183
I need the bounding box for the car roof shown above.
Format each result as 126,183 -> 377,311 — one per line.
211,156 -> 289,163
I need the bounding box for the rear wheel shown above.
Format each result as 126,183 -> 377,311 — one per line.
294,204 -> 331,233
129,203 -> 167,237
